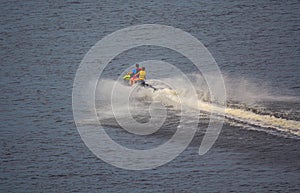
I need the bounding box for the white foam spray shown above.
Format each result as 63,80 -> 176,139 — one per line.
95,74 -> 300,137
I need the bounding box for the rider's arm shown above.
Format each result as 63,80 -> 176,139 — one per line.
132,71 -> 140,79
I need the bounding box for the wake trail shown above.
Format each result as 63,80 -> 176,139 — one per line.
95,78 -> 300,138
150,88 -> 300,137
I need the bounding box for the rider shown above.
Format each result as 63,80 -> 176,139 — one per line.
130,67 -> 146,86
131,63 -> 141,77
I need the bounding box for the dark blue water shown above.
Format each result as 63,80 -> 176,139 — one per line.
1,0 -> 299,192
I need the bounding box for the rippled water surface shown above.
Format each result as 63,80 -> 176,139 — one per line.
1,0 -> 299,192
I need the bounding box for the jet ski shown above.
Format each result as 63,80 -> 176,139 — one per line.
122,73 -> 157,91
122,73 -> 131,81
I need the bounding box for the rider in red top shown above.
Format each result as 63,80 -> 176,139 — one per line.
129,64 -> 141,84
131,63 -> 141,77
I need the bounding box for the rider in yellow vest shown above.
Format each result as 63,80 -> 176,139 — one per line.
130,67 -> 146,86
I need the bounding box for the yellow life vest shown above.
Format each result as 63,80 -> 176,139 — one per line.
139,70 -> 146,80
